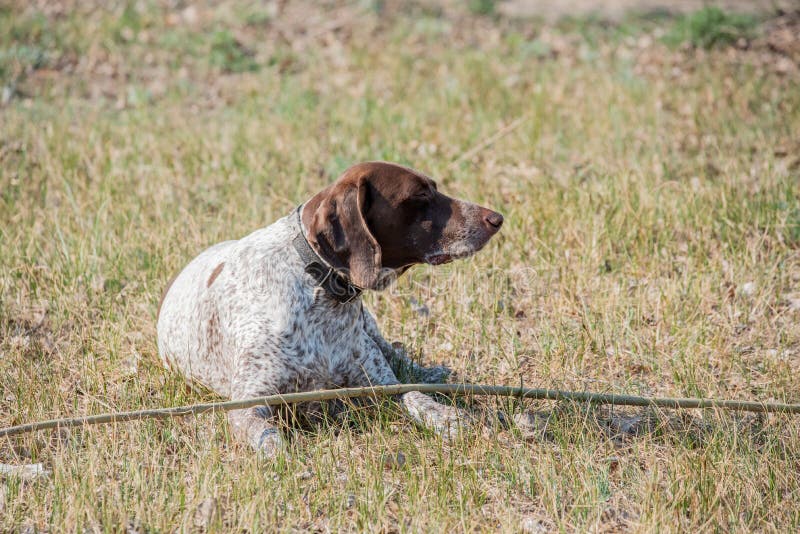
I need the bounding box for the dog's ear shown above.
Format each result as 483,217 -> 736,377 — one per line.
309,176 -> 382,289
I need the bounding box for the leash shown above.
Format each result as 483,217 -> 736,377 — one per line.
2,383 -> 799,438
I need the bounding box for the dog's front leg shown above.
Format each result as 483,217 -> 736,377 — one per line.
360,307 -> 451,384
227,405 -> 282,457
351,336 -> 471,439
227,357 -> 284,457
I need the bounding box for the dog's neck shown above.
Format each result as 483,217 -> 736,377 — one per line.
293,205 -> 363,304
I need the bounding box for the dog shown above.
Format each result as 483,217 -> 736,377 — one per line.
157,161 -> 503,455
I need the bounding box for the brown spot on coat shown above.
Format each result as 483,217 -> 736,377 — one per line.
207,262 -> 225,288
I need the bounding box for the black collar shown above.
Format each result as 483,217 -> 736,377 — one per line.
292,206 -> 363,304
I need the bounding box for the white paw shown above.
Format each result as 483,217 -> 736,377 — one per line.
402,391 -> 472,440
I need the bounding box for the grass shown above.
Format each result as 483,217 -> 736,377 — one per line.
664,6 -> 758,49
1,1 -> 799,531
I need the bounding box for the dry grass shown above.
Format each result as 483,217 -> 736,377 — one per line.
1,1 -> 799,531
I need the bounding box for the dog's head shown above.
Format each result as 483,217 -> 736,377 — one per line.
301,161 -> 503,290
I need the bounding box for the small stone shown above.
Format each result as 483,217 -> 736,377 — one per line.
125,519 -> 145,534
775,57 -> 794,75
0,463 -> 50,480
9,335 -> 30,350
783,293 -> 800,312
513,412 -> 549,438
119,27 -> 135,41
91,275 -> 106,293
607,456 -> 620,471
740,281 -> 756,297
193,498 -> 217,529
181,5 -> 199,24
408,297 -> 430,317
295,469 -> 313,480
609,414 -> 646,436
1,85 -> 13,105
382,451 -> 406,469
521,516 -> 550,533
120,349 -> 140,377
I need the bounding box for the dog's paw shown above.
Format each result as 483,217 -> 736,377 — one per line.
402,390 -> 472,440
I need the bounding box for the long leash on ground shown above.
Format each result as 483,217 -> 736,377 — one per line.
3,383 -> 800,438
0,384 -> 800,437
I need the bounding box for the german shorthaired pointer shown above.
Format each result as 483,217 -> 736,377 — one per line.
157,162 -> 503,455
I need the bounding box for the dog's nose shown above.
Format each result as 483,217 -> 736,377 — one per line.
484,210 -> 504,229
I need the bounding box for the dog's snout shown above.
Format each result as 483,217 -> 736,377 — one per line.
484,210 -> 504,230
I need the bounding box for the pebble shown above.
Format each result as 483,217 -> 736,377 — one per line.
382,451 -> 406,469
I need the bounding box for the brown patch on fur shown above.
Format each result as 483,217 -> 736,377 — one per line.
207,262 -> 225,288
157,273 -> 179,320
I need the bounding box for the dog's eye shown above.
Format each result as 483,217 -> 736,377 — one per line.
413,190 -> 432,200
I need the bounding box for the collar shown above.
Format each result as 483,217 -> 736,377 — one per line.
292,205 -> 363,304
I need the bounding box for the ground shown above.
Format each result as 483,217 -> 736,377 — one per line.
1,1 -> 799,531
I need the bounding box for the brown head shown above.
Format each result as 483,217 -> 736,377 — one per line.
301,161 -> 503,290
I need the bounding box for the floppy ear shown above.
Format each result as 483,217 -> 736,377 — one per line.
309,177 -> 382,289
